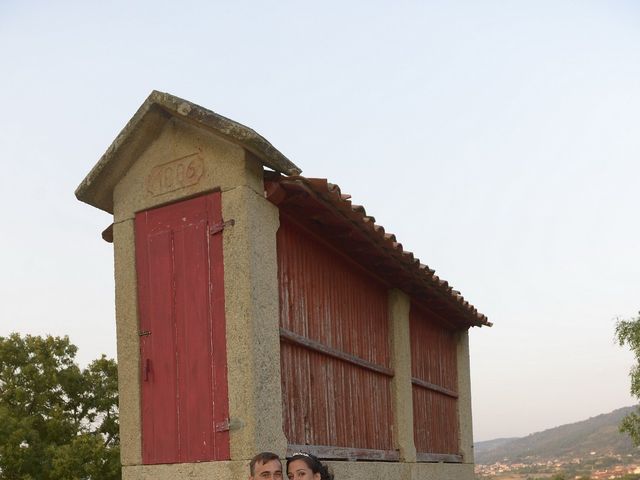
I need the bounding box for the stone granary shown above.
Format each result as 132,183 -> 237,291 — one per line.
76,91 -> 490,480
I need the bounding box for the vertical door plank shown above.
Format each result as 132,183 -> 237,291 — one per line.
174,216 -> 214,461
138,228 -> 180,463
206,192 -> 230,461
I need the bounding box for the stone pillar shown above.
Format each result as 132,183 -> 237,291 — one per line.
222,183 -> 287,458
388,289 -> 416,462
113,219 -> 142,466
456,330 -> 474,464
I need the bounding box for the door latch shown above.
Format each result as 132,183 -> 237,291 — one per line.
215,417 -> 243,432
209,219 -> 235,236
215,419 -> 230,432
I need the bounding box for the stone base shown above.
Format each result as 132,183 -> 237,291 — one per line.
328,460 -> 474,480
123,461 -> 247,480
123,460 -> 474,480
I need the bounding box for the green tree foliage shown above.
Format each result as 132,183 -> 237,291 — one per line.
616,312 -> 640,446
0,333 -> 119,480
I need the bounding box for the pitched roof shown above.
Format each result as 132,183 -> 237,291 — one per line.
76,90 -> 301,213
265,172 -> 490,328
77,91 -> 488,327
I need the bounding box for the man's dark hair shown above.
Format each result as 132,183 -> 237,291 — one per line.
250,452 -> 281,476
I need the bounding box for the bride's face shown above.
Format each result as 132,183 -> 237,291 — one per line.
286,459 -> 320,480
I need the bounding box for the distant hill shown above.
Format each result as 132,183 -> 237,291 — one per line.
475,406 -> 640,464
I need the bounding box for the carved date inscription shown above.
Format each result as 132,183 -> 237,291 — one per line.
147,153 -> 205,196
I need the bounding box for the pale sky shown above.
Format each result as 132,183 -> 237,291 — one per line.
1,1 -> 638,442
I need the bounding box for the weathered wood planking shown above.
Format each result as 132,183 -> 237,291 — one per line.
278,216 -> 394,454
410,302 -> 459,456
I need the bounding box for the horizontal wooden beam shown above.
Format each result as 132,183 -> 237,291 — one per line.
411,377 -> 458,399
287,444 -> 400,462
280,328 -> 394,378
416,452 -> 463,463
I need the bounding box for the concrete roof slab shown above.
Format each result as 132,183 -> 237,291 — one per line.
76,90 -> 301,213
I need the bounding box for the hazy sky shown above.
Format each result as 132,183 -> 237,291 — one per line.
1,1 -> 638,442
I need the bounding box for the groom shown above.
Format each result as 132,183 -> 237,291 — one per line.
249,452 -> 283,480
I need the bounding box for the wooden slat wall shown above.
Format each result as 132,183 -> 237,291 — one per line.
410,303 -> 459,455
278,216 -> 394,453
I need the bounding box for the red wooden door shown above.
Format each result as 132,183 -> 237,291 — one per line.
135,192 -> 229,464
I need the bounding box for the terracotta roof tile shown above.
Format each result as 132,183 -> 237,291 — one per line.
264,172 -> 491,328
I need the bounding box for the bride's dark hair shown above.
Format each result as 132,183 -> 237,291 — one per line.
286,452 -> 334,480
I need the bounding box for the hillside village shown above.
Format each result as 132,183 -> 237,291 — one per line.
475,407 -> 640,480
476,453 -> 640,479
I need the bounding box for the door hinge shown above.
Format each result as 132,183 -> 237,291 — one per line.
209,219 -> 235,236
215,417 -> 243,432
215,419 -> 230,432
